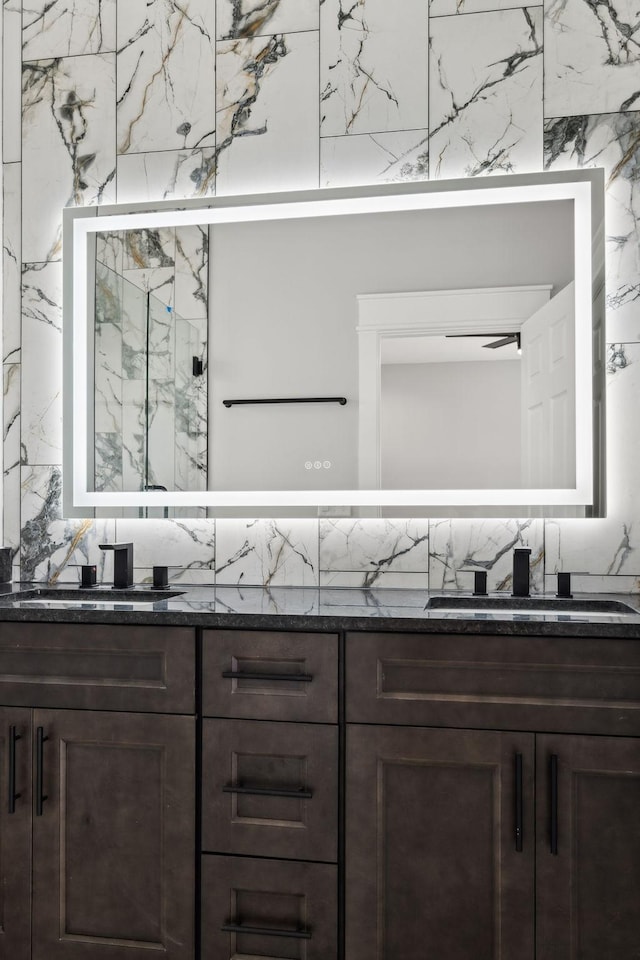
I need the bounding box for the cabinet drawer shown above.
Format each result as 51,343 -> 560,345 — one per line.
346,631 -> 640,735
202,718 -> 338,862
0,622 -> 195,713
203,629 -> 337,722
201,855 -> 337,960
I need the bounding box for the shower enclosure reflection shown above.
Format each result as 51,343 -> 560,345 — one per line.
91,227 -> 208,515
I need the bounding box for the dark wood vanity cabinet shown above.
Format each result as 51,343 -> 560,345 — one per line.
345,630 -> 640,960
200,629 -> 339,960
2,613 -> 639,960
0,622 -> 196,960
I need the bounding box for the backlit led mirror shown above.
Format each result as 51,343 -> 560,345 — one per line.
63,169 -> 605,518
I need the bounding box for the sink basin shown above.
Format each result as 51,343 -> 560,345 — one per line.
426,595 -> 638,615
10,587 -> 185,604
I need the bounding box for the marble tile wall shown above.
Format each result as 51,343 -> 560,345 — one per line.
2,0 -> 640,591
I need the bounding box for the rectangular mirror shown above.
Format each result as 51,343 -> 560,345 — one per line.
63,169 -> 605,518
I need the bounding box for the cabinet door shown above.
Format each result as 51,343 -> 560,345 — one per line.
0,709 -> 31,960
536,734 -> 640,960
31,709 -> 195,960
346,725 -> 535,960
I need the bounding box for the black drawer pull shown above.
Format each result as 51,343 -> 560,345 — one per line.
515,752 -> 523,852
221,922 -> 312,940
222,671 -> 313,682
550,753 -> 558,855
36,727 -> 49,817
8,726 -> 21,814
223,783 -> 313,799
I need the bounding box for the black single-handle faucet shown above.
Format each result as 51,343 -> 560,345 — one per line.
99,543 -> 134,589
512,548 -> 531,598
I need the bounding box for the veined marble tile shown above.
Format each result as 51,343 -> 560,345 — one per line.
115,518 -> 216,569
96,231 -> 125,274
215,518 -> 319,586
22,54 -> 116,263
3,467 -> 21,551
321,130 -> 429,187
147,300 -> 176,380
545,343 -> 640,575
3,163 -> 21,364
217,0 -> 318,39
175,225 -> 208,319
544,112 -> 640,342
3,364 -> 21,550
544,573 -> 640,594
122,268 -> 175,308
432,0 -> 541,15
116,148 -> 217,202
20,465 -> 115,581
147,399 -> 176,489
319,518 -> 429,588
320,0 -> 428,137
94,320 -> 123,435
4,364 -> 21,477
23,0 -> 116,58
215,31 -> 320,194
3,0 -> 22,162
117,0 -> 215,155
544,0 -> 640,118
95,433 -> 123,492
320,570 -> 429,590
21,261 -> 63,465
429,518 -> 545,593
122,228 -> 175,271
121,380 -> 146,491
429,8 -> 543,179
135,566 -> 214,585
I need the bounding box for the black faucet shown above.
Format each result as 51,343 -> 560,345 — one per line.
99,543 -> 134,589
512,548 -> 531,598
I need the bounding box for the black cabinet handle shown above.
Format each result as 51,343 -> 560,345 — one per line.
550,753 -> 558,855
515,752 -> 523,852
36,727 -> 49,817
221,671 -> 313,683
221,922 -> 311,940
223,783 -> 313,799
8,726 -> 21,814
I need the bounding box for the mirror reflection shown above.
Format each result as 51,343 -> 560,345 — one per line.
92,226 -> 208,505
64,170 -> 603,517
91,199 -> 575,496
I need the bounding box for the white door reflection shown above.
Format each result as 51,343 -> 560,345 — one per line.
380,281 -> 575,492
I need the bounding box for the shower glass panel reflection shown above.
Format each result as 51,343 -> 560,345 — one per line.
93,261 -> 207,515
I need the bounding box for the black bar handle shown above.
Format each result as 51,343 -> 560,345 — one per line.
515,752 -> 523,852
223,396 -> 346,408
550,753 -> 558,855
221,922 -> 312,940
36,727 -> 49,817
8,726 -> 21,814
223,783 -> 313,800
222,671 -> 313,683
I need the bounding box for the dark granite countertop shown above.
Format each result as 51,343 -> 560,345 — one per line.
0,583 -> 639,638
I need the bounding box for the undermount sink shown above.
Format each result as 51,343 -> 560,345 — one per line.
10,587 -> 185,604
426,595 -> 638,615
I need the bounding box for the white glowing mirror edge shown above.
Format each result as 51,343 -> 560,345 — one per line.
64,171 -> 601,514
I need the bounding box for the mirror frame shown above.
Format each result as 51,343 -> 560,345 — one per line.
62,168 -> 605,518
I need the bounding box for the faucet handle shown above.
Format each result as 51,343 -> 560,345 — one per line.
473,571 -> 488,596
556,572 -> 572,598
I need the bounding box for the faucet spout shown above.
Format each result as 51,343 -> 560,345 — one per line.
99,542 -> 134,589
512,548 -> 531,598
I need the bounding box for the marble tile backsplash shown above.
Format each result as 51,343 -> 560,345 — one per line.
3,0 -> 640,590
